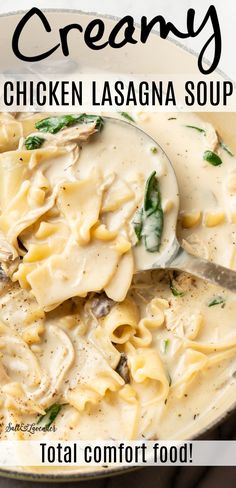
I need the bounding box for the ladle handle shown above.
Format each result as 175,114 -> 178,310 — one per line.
169,246 -> 236,293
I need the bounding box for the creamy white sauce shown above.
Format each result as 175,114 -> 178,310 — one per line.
76,118 -> 179,270
0,111 -> 235,475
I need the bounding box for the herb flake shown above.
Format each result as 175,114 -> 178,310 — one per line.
220,140 -> 234,157
170,279 -> 185,297
163,339 -> 170,354
208,296 -> 225,307
203,150 -> 223,166
119,112 -> 135,123
185,125 -> 206,134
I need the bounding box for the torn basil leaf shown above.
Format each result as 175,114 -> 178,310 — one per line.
119,112 -> 135,123
208,296 -> 225,307
35,114 -> 104,134
203,150 -> 222,166
25,135 -> 45,150
37,403 -> 66,428
132,171 -> 164,252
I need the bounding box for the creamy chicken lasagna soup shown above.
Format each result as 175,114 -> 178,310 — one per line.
0,111 -> 235,448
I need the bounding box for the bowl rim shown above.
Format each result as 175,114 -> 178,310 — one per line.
0,7 -> 235,482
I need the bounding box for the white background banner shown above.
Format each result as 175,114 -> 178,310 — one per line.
0,0 -> 234,81
0,74 -> 235,112
0,441 -> 236,466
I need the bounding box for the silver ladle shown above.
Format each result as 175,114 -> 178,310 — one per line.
105,117 -> 236,292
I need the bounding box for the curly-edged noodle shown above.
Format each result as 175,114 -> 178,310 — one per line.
171,349 -> 208,399
0,110 -> 236,445
57,168 -> 103,245
89,325 -> 121,369
131,298 -> 168,347
207,347 -> 236,366
66,371 -> 124,412
0,140 -> 136,308
0,321 -> 46,414
125,342 -> 169,405
2,382 -> 45,415
0,146 -> 76,246
0,321 -> 42,388
118,385 -> 140,439
29,325 -> 75,408
184,337 -> 236,353
100,299 -> 139,344
0,114 -> 23,152
26,238 -> 124,310
58,333 -> 125,412
105,250 -> 134,302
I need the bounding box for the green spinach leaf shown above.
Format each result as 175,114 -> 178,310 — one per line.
37,403 -> 66,428
25,135 -> 45,150
132,171 -> 164,252
35,114 -> 104,134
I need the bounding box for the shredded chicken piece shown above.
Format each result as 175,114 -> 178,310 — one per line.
175,272 -> 195,291
182,234 -> 209,260
0,232 -> 21,278
1,258 -> 20,279
49,122 -> 98,146
0,233 -> 19,263
0,361 -> 10,384
204,123 -> 219,152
